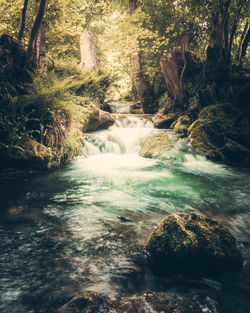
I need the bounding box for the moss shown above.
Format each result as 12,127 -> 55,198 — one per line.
187,103 -> 241,161
0,139 -> 54,169
173,115 -> 191,136
139,133 -> 173,159
146,212 -> 243,275
50,103 -> 90,166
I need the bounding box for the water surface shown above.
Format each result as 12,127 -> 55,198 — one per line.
0,115 -> 250,313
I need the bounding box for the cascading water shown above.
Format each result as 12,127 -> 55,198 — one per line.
0,109 -> 250,313
108,101 -> 133,113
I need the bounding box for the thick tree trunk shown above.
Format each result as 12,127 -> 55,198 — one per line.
160,54 -> 182,107
80,30 -> 98,72
200,1 -> 235,106
27,0 -> 47,67
18,0 -> 29,41
160,50 -> 199,111
128,0 -> 154,113
205,1 -> 231,85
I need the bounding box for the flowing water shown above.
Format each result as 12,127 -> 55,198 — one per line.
0,113 -> 250,313
108,101 -> 133,113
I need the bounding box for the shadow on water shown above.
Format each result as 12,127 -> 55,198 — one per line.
0,170 -> 87,312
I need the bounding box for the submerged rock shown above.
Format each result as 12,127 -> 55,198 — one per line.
57,291 -> 108,313
146,212 -> 243,275
86,108 -> 115,131
139,132 -> 173,159
173,115 -> 191,136
57,290 -> 220,313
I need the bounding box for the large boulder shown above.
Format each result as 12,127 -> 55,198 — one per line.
86,108 -> 115,131
0,139 -> 54,169
139,133 -> 173,159
146,212 -> 243,275
172,115 -> 191,136
187,102 -> 250,164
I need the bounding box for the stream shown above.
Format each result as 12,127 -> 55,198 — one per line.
0,110 -> 250,313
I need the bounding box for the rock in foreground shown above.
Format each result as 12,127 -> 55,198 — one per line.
57,291 -> 108,313
139,132 -> 173,159
146,212 -> 243,275
57,290 -> 219,313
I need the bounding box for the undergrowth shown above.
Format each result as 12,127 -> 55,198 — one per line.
0,66 -> 114,167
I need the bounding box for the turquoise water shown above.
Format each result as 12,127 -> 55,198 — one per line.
0,115 -> 250,312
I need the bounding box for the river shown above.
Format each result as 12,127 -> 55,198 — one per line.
0,112 -> 250,313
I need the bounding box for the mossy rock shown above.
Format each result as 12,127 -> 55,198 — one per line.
187,103 -> 241,161
0,139 -> 54,169
139,133 -> 173,159
21,139 -> 53,159
173,115 -> 191,136
146,212 -> 243,275
154,112 -> 179,129
86,107 -> 115,131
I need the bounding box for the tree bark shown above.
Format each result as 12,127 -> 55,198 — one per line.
237,21 -> 249,61
241,25 -> 250,61
27,0 -> 47,67
205,0 -> 232,85
128,0 -> 154,113
228,0 -> 246,57
18,0 -> 29,41
80,30 -> 98,71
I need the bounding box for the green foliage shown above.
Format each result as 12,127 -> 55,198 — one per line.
73,70 -> 116,103
0,70 -> 73,148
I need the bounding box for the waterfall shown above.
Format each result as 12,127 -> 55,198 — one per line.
108,101 -> 132,113
84,116 -> 154,155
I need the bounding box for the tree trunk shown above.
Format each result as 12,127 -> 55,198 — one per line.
128,0 -> 154,113
228,0 -> 246,58
18,0 -> 29,41
241,25 -> 250,61
205,0 -> 232,86
27,0 -> 47,67
80,30 -> 98,72
35,20 -> 47,72
237,21 -> 249,62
